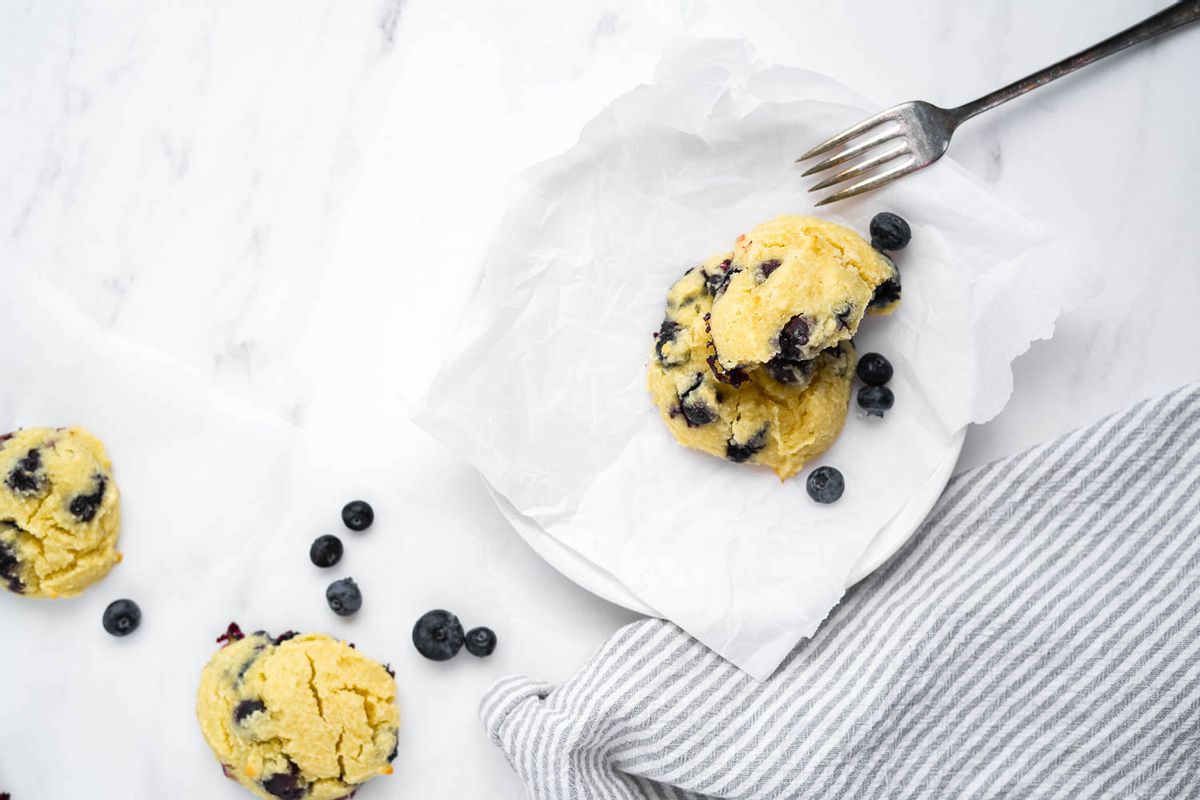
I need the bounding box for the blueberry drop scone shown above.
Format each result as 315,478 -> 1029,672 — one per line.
0,426 -> 120,598
196,626 -> 400,800
648,258 -> 856,480
708,215 -> 898,370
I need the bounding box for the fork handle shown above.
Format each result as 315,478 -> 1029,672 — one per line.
950,0 -> 1200,124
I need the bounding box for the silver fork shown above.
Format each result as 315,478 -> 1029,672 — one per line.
798,0 -> 1200,206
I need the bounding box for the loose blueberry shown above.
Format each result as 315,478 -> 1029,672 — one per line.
6,448 -> 43,495
412,609 -> 465,661
870,212 -> 911,251
341,500 -> 374,532
856,353 -> 894,386
858,385 -> 895,417
464,626 -> 497,658
69,474 -> 107,522
102,598 -> 142,637
326,578 -> 363,617
777,315 -> 811,360
806,466 -> 845,504
309,535 -> 344,568
233,699 -> 266,724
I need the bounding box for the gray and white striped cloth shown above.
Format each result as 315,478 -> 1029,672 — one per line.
480,384 -> 1200,799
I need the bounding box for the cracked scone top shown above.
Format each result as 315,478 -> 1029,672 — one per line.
197,628 -> 400,800
709,215 -> 898,369
0,426 -> 120,598
648,257 -> 856,480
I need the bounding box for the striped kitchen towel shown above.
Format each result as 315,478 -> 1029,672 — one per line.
479,384 -> 1200,799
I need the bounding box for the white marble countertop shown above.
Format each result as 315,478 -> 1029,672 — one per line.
1,0 -> 1197,797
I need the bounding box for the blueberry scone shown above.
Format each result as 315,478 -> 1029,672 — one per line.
648,258 -> 856,480
196,626 -> 400,800
708,215 -> 899,370
0,426 -> 120,598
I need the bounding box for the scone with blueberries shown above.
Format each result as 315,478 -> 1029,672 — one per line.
708,215 -> 898,371
0,426 -> 120,598
648,257 -> 856,480
196,626 -> 400,800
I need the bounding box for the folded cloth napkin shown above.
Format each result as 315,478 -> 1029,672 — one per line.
479,384 -> 1200,799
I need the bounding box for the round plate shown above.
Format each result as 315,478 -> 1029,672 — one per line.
488,427 -> 965,615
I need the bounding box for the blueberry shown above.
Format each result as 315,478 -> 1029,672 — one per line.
309,535 -> 343,568
725,428 -> 767,463
6,448 -> 43,495
834,304 -> 855,330
870,212 -> 911,251
703,259 -> 732,297
262,763 -> 306,800
869,278 -> 902,310
711,267 -> 741,298
777,315 -> 811,360
464,626 -> 497,658
806,466 -> 845,504
0,533 -> 24,594
412,609 -> 465,661
341,500 -> 374,532
233,699 -> 266,724
759,259 -> 782,279
858,385 -> 895,417
102,599 -> 142,637
69,474 -> 107,522
856,353 -> 894,386
765,356 -> 813,385
678,375 -> 716,427
654,318 -> 681,365
326,578 -> 363,617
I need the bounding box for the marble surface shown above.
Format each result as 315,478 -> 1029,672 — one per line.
1,0 -> 1197,797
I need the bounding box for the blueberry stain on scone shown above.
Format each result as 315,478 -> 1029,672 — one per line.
0,530 -> 24,594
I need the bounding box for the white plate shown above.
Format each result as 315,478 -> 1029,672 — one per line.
487,427 -> 965,616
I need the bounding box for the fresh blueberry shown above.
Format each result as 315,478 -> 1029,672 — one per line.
777,315 -> 811,360
856,353 -> 894,386
326,578 -> 363,617
858,385 -> 895,417
341,500 -> 374,532
412,609 -> 465,661
6,448 -> 43,495
102,599 -> 142,637
69,474 -> 107,522
233,699 -> 266,724
870,212 -> 911,251
464,626 -> 497,658
309,535 -> 344,568
806,466 -> 845,504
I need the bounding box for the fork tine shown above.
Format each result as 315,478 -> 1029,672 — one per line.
795,107 -> 898,162
813,159 -> 922,206
807,142 -> 909,191
800,128 -> 903,177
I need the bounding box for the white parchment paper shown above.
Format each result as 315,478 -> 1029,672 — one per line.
417,42 -> 1085,679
